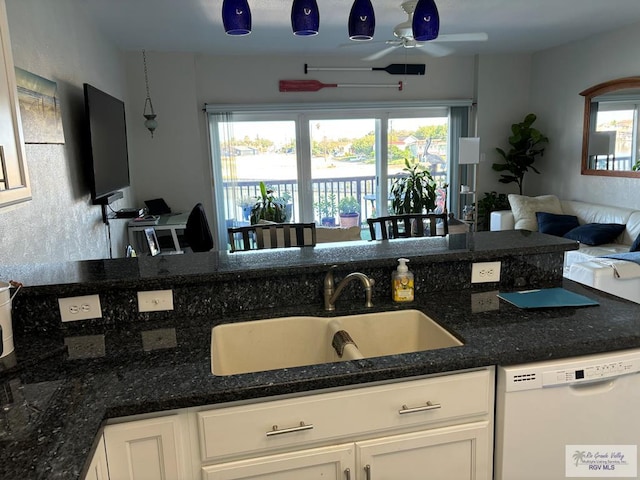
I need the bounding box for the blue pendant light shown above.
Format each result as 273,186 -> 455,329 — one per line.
348,0 -> 375,41
412,0 -> 440,42
222,0 -> 252,36
291,0 -> 320,36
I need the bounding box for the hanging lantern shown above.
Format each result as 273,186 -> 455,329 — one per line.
291,0 -> 320,36
348,0 -> 375,41
222,0 -> 252,36
412,0 -> 440,42
142,50 -> 157,138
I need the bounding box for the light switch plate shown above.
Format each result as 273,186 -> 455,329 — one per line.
137,290 -> 174,312
58,295 -> 102,322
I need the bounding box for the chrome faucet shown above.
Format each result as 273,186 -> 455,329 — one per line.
324,266 -> 375,311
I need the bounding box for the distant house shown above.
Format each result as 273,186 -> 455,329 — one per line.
233,146 -> 259,156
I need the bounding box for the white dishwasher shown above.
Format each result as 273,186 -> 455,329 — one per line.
495,348 -> 640,480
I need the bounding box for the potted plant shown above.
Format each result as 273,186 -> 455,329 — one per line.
338,196 -> 361,227
315,193 -> 337,226
250,182 -> 287,224
390,159 -> 437,214
237,196 -> 257,222
493,113 -> 549,195
274,189 -> 293,221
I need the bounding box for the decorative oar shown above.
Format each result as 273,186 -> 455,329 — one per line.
305,63 -> 425,76
279,80 -> 403,92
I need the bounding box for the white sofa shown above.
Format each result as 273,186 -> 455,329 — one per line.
490,196 -> 640,303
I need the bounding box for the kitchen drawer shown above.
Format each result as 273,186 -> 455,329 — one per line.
198,368 -> 492,462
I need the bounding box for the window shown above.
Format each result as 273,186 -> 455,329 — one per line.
207,102 -> 471,249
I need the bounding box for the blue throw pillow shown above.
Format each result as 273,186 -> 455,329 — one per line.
631,233 -> 640,252
536,212 -> 579,237
564,223 -> 626,246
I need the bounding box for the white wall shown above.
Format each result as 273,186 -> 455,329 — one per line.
1,0 -> 131,266
528,21 -> 640,208
475,54 -> 533,195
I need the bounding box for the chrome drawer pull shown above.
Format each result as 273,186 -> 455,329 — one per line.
345,467 -> 351,480
398,400 -> 441,415
364,464 -> 371,480
265,421 -> 314,437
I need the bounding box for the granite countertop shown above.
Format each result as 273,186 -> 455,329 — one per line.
1,279 -> 640,479
4,231 -> 576,293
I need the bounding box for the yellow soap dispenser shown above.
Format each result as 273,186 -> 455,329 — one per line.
392,258 -> 414,302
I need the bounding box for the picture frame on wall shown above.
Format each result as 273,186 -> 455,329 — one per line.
14,67 -> 65,144
144,227 -> 160,256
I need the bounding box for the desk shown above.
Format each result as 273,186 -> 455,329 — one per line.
128,213 -> 189,254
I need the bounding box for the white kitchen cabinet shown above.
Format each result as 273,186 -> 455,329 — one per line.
103,413 -> 192,480
357,421 -> 491,479
201,421 -> 491,480
89,368 -> 493,480
197,368 -> 494,479
83,434 -> 109,480
202,443 -> 355,480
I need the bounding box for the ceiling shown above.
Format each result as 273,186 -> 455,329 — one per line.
85,0 -> 640,60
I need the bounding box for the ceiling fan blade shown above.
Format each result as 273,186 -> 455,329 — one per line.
363,46 -> 399,62
431,32 -> 488,43
416,42 -> 454,57
338,40 -> 389,48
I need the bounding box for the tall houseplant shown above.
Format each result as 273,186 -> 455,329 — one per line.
493,113 -> 549,195
250,182 -> 287,224
390,159 -> 437,214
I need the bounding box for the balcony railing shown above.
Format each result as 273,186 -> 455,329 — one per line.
223,176 -> 379,225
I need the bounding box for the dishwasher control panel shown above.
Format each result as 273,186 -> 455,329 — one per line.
542,357 -> 640,387
501,348 -> 640,392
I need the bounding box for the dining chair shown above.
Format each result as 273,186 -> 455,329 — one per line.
228,222 -> 317,252
367,213 -> 449,240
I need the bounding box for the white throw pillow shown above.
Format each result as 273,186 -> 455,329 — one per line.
508,194 -> 563,231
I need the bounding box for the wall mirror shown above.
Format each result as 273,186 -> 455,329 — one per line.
580,76 -> 640,178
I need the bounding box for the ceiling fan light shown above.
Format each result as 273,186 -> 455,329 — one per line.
222,0 -> 252,36
291,0 -> 320,36
412,0 -> 440,42
348,0 -> 375,41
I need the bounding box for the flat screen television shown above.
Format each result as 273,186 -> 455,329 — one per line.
83,83 -> 130,204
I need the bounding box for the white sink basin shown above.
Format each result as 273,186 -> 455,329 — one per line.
211,310 -> 462,376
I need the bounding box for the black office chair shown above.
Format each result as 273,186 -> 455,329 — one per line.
184,203 -> 214,252
367,213 -> 449,240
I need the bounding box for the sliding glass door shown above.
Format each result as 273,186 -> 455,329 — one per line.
208,103 -> 468,250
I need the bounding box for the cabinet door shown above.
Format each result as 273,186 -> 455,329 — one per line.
202,443 -> 355,480
103,414 -> 191,480
356,421 -> 492,480
84,434 -> 109,480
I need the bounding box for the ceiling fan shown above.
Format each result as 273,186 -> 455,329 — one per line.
362,1 -> 488,61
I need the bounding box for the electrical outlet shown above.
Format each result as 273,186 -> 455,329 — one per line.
471,261 -> 501,283
58,295 -> 102,322
137,290 -> 174,312
471,291 -> 500,313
